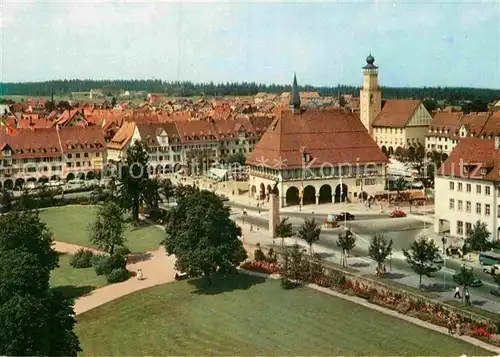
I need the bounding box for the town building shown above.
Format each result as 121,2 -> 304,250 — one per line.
359,55 -> 433,156
0,126 -> 107,189
247,74 -> 389,208
435,137 -> 500,241
425,111 -> 463,158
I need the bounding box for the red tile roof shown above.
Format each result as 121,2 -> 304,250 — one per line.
455,112 -> 490,137
135,123 -> 181,146
248,108 -> 388,169
373,100 -> 421,128
437,137 -> 500,182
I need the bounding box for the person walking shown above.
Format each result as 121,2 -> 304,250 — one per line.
453,286 -> 461,299
447,317 -> 454,334
465,288 -> 470,306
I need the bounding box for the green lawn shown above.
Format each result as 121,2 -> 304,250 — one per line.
76,274 -> 492,356
39,205 -> 164,253
50,253 -> 107,299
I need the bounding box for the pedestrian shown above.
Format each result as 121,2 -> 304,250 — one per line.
453,286 -> 461,299
465,289 -> 470,306
137,269 -> 143,280
447,317 -> 453,334
250,224 -> 253,232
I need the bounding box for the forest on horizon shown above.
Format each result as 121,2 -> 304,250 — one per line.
1,79 -> 499,105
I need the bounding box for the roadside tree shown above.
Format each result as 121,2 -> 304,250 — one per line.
368,234 -> 393,276
337,229 -> 357,268
464,220 -> 490,252
296,217 -> 321,256
161,178 -> 175,203
275,217 -> 293,248
403,236 -> 441,289
453,265 -> 475,305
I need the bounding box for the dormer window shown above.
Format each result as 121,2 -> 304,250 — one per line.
463,166 -> 469,174
481,168 -> 487,175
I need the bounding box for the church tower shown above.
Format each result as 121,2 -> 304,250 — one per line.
289,73 -> 301,114
359,54 -> 381,135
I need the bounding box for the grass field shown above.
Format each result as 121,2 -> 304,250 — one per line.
39,205 -> 164,253
76,274 -> 491,356
50,253 -> 107,299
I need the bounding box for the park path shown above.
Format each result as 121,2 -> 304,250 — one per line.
54,241 -> 177,315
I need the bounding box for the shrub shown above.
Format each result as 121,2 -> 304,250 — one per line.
280,278 -> 298,290
91,254 -> 109,275
254,248 -> 266,262
106,268 -> 130,283
104,253 -> 127,275
69,248 -> 94,268
114,246 -> 131,256
267,248 -> 277,263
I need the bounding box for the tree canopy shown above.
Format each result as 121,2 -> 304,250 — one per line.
464,220 -> 490,252
296,218 -> 321,256
403,236 -> 441,289
88,200 -> 126,254
163,188 -> 247,284
337,229 -> 357,267
117,140 -> 150,222
0,211 -> 81,356
275,217 -> 293,247
368,234 -> 393,274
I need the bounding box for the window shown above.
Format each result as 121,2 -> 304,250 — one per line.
485,204 -> 491,216
67,154 -> 72,159
457,221 -> 464,235
466,222 -> 472,234
458,200 -> 463,211
481,168 -> 487,175
449,199 -> 455,209
485,186 -> 491,196
76,153 -> 80,158
476,185 -> 481,194
466,184 -> 471,193
466,201 -> 471,212
458,182 -> 463,191
84,153 -> 89,158
96,152 -> 100,157
449,181 -> 454,190
476,203 -> 481,214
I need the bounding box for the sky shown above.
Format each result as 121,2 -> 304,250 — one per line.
1,0 -> 499,88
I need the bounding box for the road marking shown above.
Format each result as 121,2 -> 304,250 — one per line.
442,267 -> 455,274
357,257 -> 374,263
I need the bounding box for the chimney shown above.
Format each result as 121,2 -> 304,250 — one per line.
495,136 -> 500,150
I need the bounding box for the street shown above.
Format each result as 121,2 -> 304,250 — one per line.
234,208 -> 500,314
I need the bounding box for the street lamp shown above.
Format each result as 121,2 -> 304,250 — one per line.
441,233 -> 447,288
299,150 -> 307,212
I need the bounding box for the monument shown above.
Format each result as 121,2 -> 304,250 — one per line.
269,180 -> 280,238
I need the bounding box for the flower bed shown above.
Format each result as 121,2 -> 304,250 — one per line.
240,260 -> 279,275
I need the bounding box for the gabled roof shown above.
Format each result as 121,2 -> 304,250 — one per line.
456,112 -> 490,137
135,123 -> 181,146
248,108 -> 388,169
107,121 -> 136,150
373,100 -> 421,128
437,138 -> 500,182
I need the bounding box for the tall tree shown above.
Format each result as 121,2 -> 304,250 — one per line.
143,178 -> 161,209
117,140 -> 149,223
464,220 -> 490,252
0,188 -> 13,211
0,211 -> 81,356
368,234 -> 393,276
163,189 -> 246,285
337,229 -> 357,268
227,152 -> 246,166
403,236 -> 441,289
88,200 -> 126,254
453,265 -> 475,305
275,217 -> 293,248
296,217 -> 321,256
161,178 -> 175,204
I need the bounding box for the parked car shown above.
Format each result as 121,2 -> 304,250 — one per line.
389,210 -> 406,218
433,252 -> 444,265
452,266 -> 483,287
218,194 -> 229,202
483,264 -> 500,276
335,212 -> 355,221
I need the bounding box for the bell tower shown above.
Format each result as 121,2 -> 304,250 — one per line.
360,54 -> 381,136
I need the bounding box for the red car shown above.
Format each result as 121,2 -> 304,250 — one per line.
389,210 -> 406,218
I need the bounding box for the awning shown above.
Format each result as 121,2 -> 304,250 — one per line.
208,168 -> 228,179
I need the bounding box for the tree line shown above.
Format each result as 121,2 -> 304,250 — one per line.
1,80 -> 499,103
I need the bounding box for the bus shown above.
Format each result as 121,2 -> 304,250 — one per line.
479,251 -> 500,266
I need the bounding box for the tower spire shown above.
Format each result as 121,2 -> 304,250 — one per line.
289,73 -> 301,113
